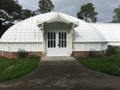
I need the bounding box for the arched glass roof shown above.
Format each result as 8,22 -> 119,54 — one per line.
1,12 -> 106,43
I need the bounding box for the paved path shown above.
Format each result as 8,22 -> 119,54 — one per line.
0,57 -> 120,90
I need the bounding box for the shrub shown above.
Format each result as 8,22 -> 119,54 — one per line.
29,55 -> 40,59
106,45 -> 117,56
89,51 -> 96,57
17,49 -> 27,58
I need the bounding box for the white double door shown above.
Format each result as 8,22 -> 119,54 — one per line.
46,31 -> 69,56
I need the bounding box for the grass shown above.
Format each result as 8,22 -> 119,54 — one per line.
0,57 -> 40,83
76,50 -> 120,76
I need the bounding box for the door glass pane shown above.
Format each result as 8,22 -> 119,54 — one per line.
64,40 -> 66,47
59,32 -> 61,48
54,32 -> 56,48
64,32 -> 67,48
48,32 -> 50,48
62,32 -> 63,39
51,32 -> 53,48
64,32 -> 66,39
48,32 -> 56,48
62,32 -> 63,48
58,32 -> 67,48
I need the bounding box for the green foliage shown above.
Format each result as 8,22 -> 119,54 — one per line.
38,0 -> 54,13
0,0 -> 22,23
77,3 -> 98,22
0,0 -> 36,37
106,45 -> 117,56
0,0 -> 35,22
20,9 -> 36,20
0,0 -> 22,37
113,5 -> 120,23
0,57 -> 40,82
17,49 -> 27,58
76,49 -> 120,76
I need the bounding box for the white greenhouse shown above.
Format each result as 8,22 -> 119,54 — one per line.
0,12 -> 119,58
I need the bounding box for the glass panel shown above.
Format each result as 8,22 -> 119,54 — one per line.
51,40 -> 53,48
64,41 -> 66,47
51,32 -> 54,48
54,40 -> 55,48
53,32 -> 54,48
62,32 -> 63,39
59,32 -> 60,48
62,40 -> 64,48
48,32 -> 66,48
60,32 -> 62,48
64,32 -> 66,47
58,32 -> 67,48
48,32 -> 50,48
50,32 -> 51,48
49,32 -> 51,48
52,32 -> 53,48
47,32 -> 56,48
51,32 -> 52,39
54,32 -> 56,48
51,32 -> 52,48
65,32 -> 66,39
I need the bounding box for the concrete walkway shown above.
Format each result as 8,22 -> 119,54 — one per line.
0,57 -> 120,90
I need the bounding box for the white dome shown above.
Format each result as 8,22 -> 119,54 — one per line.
1,12 -> 106,43
73,23 -> 106,42
91,23 -> 120,42
91,23 -> 120,46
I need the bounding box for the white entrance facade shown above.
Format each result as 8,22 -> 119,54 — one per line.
45,30 -> 69,56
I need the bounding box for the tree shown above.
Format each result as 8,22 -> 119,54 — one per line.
0,0 -> 36,37
112,5 -> 120,23
0,0 -> 22,37
77,3 -> 98,22
0,0 -> 22,25
21,9 -> 36,20
38,0 -> 54,14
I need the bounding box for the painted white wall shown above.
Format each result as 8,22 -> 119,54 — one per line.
0,43 -> 43,52
91,23 -> 120,46
0,42 -> 107,52
108,42 -> 120,46
73,42 -> 107,51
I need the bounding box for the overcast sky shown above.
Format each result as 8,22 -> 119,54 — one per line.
18,0 -> 120,22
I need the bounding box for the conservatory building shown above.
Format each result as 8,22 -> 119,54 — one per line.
0,12 -> 118,58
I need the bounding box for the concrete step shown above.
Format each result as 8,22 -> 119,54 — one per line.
41,56 -> 76,62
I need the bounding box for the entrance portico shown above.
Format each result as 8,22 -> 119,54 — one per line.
43,22 -> 74,56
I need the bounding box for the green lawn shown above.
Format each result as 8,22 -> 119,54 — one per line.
0,58 -> 40,82
76,51 -> 120,76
